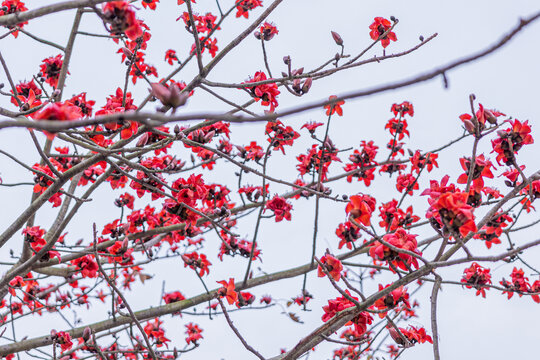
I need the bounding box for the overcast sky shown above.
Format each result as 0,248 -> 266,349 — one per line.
1,1 -> 540,359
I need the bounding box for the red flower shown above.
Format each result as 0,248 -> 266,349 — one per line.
385,118 -> 409,140
500,267 -> 530,299
143,319 -> 170,347
265,120 -> 300,153
236,0 -> 263,19
102,1 -> 143,40
68,93 -> 95,117
217,278 -> 238,305
396,173 -> 419,195
461,262 -> 492,297
11,79 -> 42,107
410,151 -> 438,173
301,121 -> 324,134
165,49 -> 178,65
318,254 -> 343,282
431,191 -> 477,237
391,101 -> 414,117
322,291 -> 373,335
71,255 -> 99,278
456,154 -> 495,191
265,195 -> 293,222
185,323 -> 203,345
491,119 -> 534,165
141,0 -> 159,10
373,284 -> 410,317
345,194 -> 376,226
39,54 -> 64,88
55,331 -> 73,352
163,291 -> 185,304
255,22 -> 278,41
324,95 -> 345,116
243,71 -> 280,112
236,291 -> 256,308
33,102 -> 83,139
0,0 -> 28,37
459,103 -> 504,134
182,252 -> 211,276
335,221 -> 361,249
369,17 -> 397,48
369,228 -> 422,271
388,326 -> 432,346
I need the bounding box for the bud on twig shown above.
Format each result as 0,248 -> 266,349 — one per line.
331,31 -> 343,46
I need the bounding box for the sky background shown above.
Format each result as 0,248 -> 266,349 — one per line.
1,1 -> 540,359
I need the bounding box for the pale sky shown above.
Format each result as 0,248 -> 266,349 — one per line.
1,1 -> 540,359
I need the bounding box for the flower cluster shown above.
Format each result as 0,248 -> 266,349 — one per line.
369,228 -> 422,271
461,262 -> 492,297
243,71 -> 280,111
102,1 -> 143,40
322,291 -> 373,335
491,119 -> 533,165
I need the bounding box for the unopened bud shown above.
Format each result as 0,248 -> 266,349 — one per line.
204,130 -> 216,143
136,132 -> 149,147
301,78 -> 313,94
120,47 -> 133,59
120,237 -> 129,252
292,67 -> 304,76
283,56 -> 291,65
254,31 -> 261,40
463,119 -> 476,134
419,35 -> 424,42
174,125 -> 180,135
82,327 -> 92,342
50,329 -> 57,339
331,31 -> 343,46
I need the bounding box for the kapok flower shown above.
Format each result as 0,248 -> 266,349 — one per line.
255,22 -> 278,41
0,0 -> 28,37
345,194 -> 376,226
243,71 -> 280,112
217,278 -> 237,305
185,323 -> 203,345
456,154 -> 495,190
369,17 -> 397,48
388,326 -> 432,346
461,262 -> 491,297
324,95 -> 345,116
236,0 -> 263,19
369,228 -> 422,271
33,102 -> 83,139
373,284 -> 410,318
163,291 -> 185,304
39,54 -> 64,88
265,195 -> 293,222
391,101 -> 414,117
318,254 -> 343,282
322,291 -> 373,335
102,1 -> 143,40
491,119 -> 534,165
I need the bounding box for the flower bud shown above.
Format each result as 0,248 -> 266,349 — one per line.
283,56 -> 291,65
463,119 -> 476,134
82,327 -> 92,342
136,132 -> 149,147
331,31 -> 343,46
120,47 -> 133,59
302,78 -> 313,94
254,31 -> 261,40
